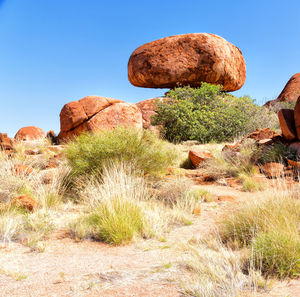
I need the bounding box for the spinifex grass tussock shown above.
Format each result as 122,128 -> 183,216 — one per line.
64,127 -> 179,179
220,185 -> 300,279
71,162 -> 154,244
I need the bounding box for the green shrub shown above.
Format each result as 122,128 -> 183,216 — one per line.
152,84 -> 278,143
252,231 -> 300,279
64,127 -> 178,178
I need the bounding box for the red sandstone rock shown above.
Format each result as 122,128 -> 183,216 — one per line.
128,33 -> 246,92
58,96 -> 143,142
15,126 -> 45,141
294,96 -> 300,139
13,164 -> 34,175
11,194 -> 37,212
244,128 -> 278,141
189,150 -> 213,168
261,162 -> 284,178
278,109 -> 297,141
136,97 -> 166,129
265,73 -> 300,106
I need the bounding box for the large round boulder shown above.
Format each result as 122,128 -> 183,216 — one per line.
265,73 -> 300,106
128,33 -> 246,92
58,96 -> 143,142
15,126 -> 45,141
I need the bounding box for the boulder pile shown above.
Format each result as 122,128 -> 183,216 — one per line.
128,33 -> 246,92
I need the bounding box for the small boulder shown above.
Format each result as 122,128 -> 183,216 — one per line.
278,109 -> 297,141
15,126 -> 45,141
11,194 -> 36,212
189,150 -> 213,168
261,163 -> 284,178
128,33 -> 246,91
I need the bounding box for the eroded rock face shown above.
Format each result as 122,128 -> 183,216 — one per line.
136,97 -> 166,129
58,96 -> 143,142
128,33 -> 246,92
15,126 -> 45,141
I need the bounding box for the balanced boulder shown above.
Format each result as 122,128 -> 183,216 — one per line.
278,109 -> 297,141
15,126 -> 45,141
58,96 -> 143,142
128,33 -> 246,92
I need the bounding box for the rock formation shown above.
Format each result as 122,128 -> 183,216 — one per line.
265,73 -> 300,106
128,33 -> 246,92
15,126 -> 45,141
136,97 -> 166,130
58,96 -> 143,142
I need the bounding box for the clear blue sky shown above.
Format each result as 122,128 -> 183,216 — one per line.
0,0 -> 300,136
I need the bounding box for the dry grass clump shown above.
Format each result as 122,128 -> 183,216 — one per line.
0,142 -> 71,250
179,238 -> 247,297
71,162 -> 154,244
220,188 -> 300,279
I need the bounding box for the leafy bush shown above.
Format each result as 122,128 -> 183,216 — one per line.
64,127 -> 178,178
153,84 -> 278,143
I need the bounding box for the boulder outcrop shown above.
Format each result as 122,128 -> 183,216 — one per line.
58,96 -> 143,142
265,73 -> 300,106
128,33 -> 246,92
15,126 -> 45,141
